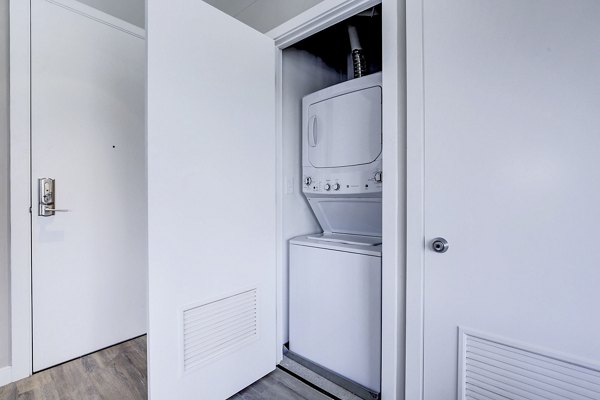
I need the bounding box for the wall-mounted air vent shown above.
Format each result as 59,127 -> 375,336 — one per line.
183,288 -> 258,373
460,330 -> 600,400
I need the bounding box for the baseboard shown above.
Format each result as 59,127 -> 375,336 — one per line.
0,366 -> 12,387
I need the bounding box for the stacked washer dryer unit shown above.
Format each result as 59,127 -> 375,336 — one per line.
289,72 -> 383,399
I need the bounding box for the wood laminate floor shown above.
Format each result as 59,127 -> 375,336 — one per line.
228,368 -> 331,400
0,336 -> 332,400
0,337 -> 147,400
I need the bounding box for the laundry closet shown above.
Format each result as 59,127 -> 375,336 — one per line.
279,10 -> 384,399
146,1 -> 403,399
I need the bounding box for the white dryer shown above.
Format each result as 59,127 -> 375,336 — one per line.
302,72 -> 382,240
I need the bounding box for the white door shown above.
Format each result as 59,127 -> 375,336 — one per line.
147,1 -> 277,399
423,1 -> 600,398
31,0 -> 147,371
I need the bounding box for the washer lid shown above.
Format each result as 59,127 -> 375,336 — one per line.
306,233 -> 382,246
307,196 -> 382,237
290,234 -> 382,256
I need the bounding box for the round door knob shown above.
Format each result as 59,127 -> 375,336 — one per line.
431,237 -> 449,253
304,177 -> 312,186
333,183 -> 340,191
324,183 -> 331,191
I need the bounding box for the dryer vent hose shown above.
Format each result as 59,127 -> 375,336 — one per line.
347,24 -> 367,78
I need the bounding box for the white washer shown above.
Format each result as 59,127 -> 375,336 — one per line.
289,235 -> 382,393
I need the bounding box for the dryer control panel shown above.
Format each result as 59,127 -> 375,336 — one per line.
302,165 -> 382,195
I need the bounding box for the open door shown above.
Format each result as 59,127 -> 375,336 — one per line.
147,1 -> 277,399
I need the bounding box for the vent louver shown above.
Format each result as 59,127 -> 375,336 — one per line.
461,331 -> 600,400
183,288 -> 258,372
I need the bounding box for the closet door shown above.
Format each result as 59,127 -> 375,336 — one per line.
422,1 -> 600,398
147,2 -> 277,399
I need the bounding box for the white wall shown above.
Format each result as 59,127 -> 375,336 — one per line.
77,0 -> 145,27
0,0 -> 11,369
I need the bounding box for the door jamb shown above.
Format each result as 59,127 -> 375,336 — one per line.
9,0 -> 33,383
267,0 -> 406,398
404,0 -> 425,399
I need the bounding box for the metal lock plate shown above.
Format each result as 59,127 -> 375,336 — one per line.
38,178 -> 69,216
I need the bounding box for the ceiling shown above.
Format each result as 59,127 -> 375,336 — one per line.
202,0 -> 325,33
73,0 -> 325,33
77,0 -> 145,28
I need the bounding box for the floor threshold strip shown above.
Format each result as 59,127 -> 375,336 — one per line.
276,364 -> 342,400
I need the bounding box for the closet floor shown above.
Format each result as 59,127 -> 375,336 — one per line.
0,336 -> 333,400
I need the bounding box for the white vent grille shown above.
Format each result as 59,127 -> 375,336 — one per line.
183,288 -> 258,372
461,331 -> 600,400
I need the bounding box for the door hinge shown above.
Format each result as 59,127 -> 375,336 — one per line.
29,206 -> 32,214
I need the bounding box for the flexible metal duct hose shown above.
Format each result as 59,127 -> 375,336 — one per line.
351,49 -> 367,78
347,24 -> 366,78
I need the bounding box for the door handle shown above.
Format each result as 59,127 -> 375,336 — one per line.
38,178 -> 70,217
308,115 -> 318,147
431,237 -> 449,253
42,207 -> 70,213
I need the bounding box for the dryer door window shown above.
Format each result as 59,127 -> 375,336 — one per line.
307,86 -> 382,168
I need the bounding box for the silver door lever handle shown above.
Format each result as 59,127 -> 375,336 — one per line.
38,178 -> 70,216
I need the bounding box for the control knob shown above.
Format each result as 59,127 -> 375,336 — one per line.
333,183 -> 340,191
324,183 -> 331,191
304,177 -> 312,186
374,171 -> 383,183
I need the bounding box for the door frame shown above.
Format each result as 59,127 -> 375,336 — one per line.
7,0 -> 32,384
7,0 -> 145,384
404,0 -> 426,399
267,0 -> 406,398
9,1 -> 407,399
